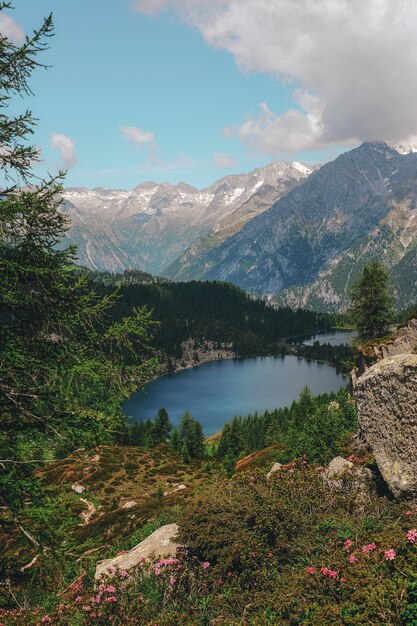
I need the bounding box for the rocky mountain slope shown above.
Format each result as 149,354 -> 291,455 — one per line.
62,162 -> 314,275
179,142 -> 417,311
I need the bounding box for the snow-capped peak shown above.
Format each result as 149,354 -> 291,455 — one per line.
292,161 -> 313,175
392,144 -> 417,155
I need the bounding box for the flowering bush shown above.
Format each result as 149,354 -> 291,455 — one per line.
4,466 -> 417,624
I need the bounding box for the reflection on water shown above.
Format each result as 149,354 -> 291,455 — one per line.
290,329 -> 357,346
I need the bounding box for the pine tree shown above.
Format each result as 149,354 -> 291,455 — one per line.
0,4 -> 157,509
152,408 -> 172,443
349,261 -> 395,340
177,411 -> 205,458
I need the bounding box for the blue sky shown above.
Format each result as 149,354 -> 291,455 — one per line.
10,1 -> 415,190
9,1 -> 343,189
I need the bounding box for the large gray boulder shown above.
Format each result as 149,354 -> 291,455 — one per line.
95,523 -> 179,579
354,353 -> 417,498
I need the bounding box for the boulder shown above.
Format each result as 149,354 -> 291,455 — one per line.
322,456 -> 372,497
71,483 -> 85,494
267,462 -> 283,479
95,523 -> 179,579
164,484 -> 187,496
353,353 -> 417,498
324,456 -> 354,478
122,500 -> 137,509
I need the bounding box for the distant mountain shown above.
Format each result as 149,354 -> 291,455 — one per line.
62,162 -> 315,275
179,142 -> 417,311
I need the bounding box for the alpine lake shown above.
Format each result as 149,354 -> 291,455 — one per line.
124,330 -> 356,436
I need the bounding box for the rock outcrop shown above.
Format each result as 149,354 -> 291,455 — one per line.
353,353 -> 417,498
322,456 -> 372,494
355,318 -> 417,375
95,523 -> 179,579
267,463 -> 283,479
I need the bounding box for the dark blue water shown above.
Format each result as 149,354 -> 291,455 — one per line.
124,352 -> 348,435
291,329 -> 356,346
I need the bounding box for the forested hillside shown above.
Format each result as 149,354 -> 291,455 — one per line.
87,270 -> 342,358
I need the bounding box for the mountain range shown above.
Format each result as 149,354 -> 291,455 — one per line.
62,142 -> 417,311
62,161 -> 313,275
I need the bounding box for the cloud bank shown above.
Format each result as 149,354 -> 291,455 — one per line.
51,133 -> 77,168
133,0 -> 417,154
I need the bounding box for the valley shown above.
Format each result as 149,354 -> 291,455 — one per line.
62,143 -> 417,312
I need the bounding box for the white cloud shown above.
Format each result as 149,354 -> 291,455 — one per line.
120,126 -> 155,149
51,133 -> 77,168
228,93 -> 329,156
132,0 -> 417,152
0,13 -> 24,42
212,152 -> 238,168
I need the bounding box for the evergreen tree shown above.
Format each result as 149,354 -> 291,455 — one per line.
349,261 -> 395,340
177,411 -> 205,458
171,429 -> 180,452
152,408 -> 172,443
0,4 -> 157,510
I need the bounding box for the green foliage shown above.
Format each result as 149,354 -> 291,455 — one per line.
88,271 -> 342,358
171,412 -> 205,459
216,387 -> 356,467
349,260 -> 395,340
122,408 -> 173,447
0,4 -> 157,522
9,467 -> 417,625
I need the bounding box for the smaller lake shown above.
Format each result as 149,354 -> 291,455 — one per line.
290,329 -> 356,346
124,355 -> 348,435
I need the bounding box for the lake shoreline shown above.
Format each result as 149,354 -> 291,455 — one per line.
125,350 -> 349,435
151,327 -> 356,383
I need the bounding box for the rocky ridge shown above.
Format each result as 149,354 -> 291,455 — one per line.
170,142 -> 417,311
62,161 -> 314,275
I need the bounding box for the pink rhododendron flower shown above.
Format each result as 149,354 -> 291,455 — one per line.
344,539 -> 353,552
340,577 -> 348,583
405,510 -> 413,517
119,570 -> 129,578
41,618 -> 52,623
362,543 -> 376,553
105,585 -> 116,593
203,562 -> 210,569
385,549 -> 396,561
320,567 -> 338,579
306,567 -> 316,574
348,554 -> 357,563
407,529 -> 417,544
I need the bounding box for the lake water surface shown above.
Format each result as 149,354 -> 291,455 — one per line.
125,331 -> 349,435
290,329 -> 356,346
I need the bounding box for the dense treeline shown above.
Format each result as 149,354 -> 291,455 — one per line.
215,387 -> 356,470
288,341 -> 355,374
121,408 -> 205,462
87,270 -> 343,358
